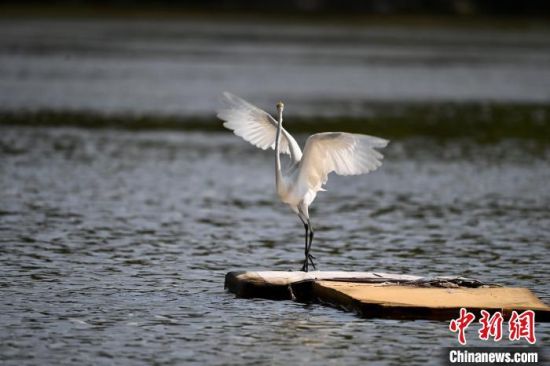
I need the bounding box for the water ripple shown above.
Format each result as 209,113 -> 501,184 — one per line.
0,127 -> 549,365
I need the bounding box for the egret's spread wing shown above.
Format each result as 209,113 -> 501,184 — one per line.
217,92 -> 302,163
298,132 -> 388,190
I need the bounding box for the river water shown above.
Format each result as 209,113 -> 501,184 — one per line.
1,18 -> 550,115
0,18 -> 549,365
1,126 -> 549,365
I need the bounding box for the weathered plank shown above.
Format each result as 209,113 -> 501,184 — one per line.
224,271 -> 421,300
225,271 -> 550,321
314,281 -> 550,321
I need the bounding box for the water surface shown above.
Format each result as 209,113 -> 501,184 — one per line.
1,19 -> 550,116
1,126 -> 548,365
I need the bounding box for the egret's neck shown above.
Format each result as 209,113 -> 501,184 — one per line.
275,110 -> 284,189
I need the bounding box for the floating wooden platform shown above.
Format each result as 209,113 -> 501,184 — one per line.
225,271 -> 550,321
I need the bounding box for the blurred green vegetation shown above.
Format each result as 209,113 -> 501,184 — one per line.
1,1 -> 549,30
2,0 -> 550,17
2,103 -> 549,143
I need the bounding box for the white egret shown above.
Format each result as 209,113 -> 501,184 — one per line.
217,92 -> 388,272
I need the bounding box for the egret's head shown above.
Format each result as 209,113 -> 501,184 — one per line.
276,101 -> 284,113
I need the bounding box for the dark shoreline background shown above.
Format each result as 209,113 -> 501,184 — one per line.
2,0 -> 550,18
1,102 -> 550,142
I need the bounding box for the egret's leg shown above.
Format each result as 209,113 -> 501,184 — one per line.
307,220 -> 316,270
301,222 -> 309,272
298,209 -> 312,272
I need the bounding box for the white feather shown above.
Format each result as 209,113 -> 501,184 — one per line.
298,132 -> 388,193
217,92 -> 302,163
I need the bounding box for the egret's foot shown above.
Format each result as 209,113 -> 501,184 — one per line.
307,253 -> 316,270
301,259 -> 309,272
300,254 -> 316,272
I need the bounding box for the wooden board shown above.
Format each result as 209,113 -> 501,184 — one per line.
225,271 -> 550,321
225,271 -> 421,300
314,281 -> 550,321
